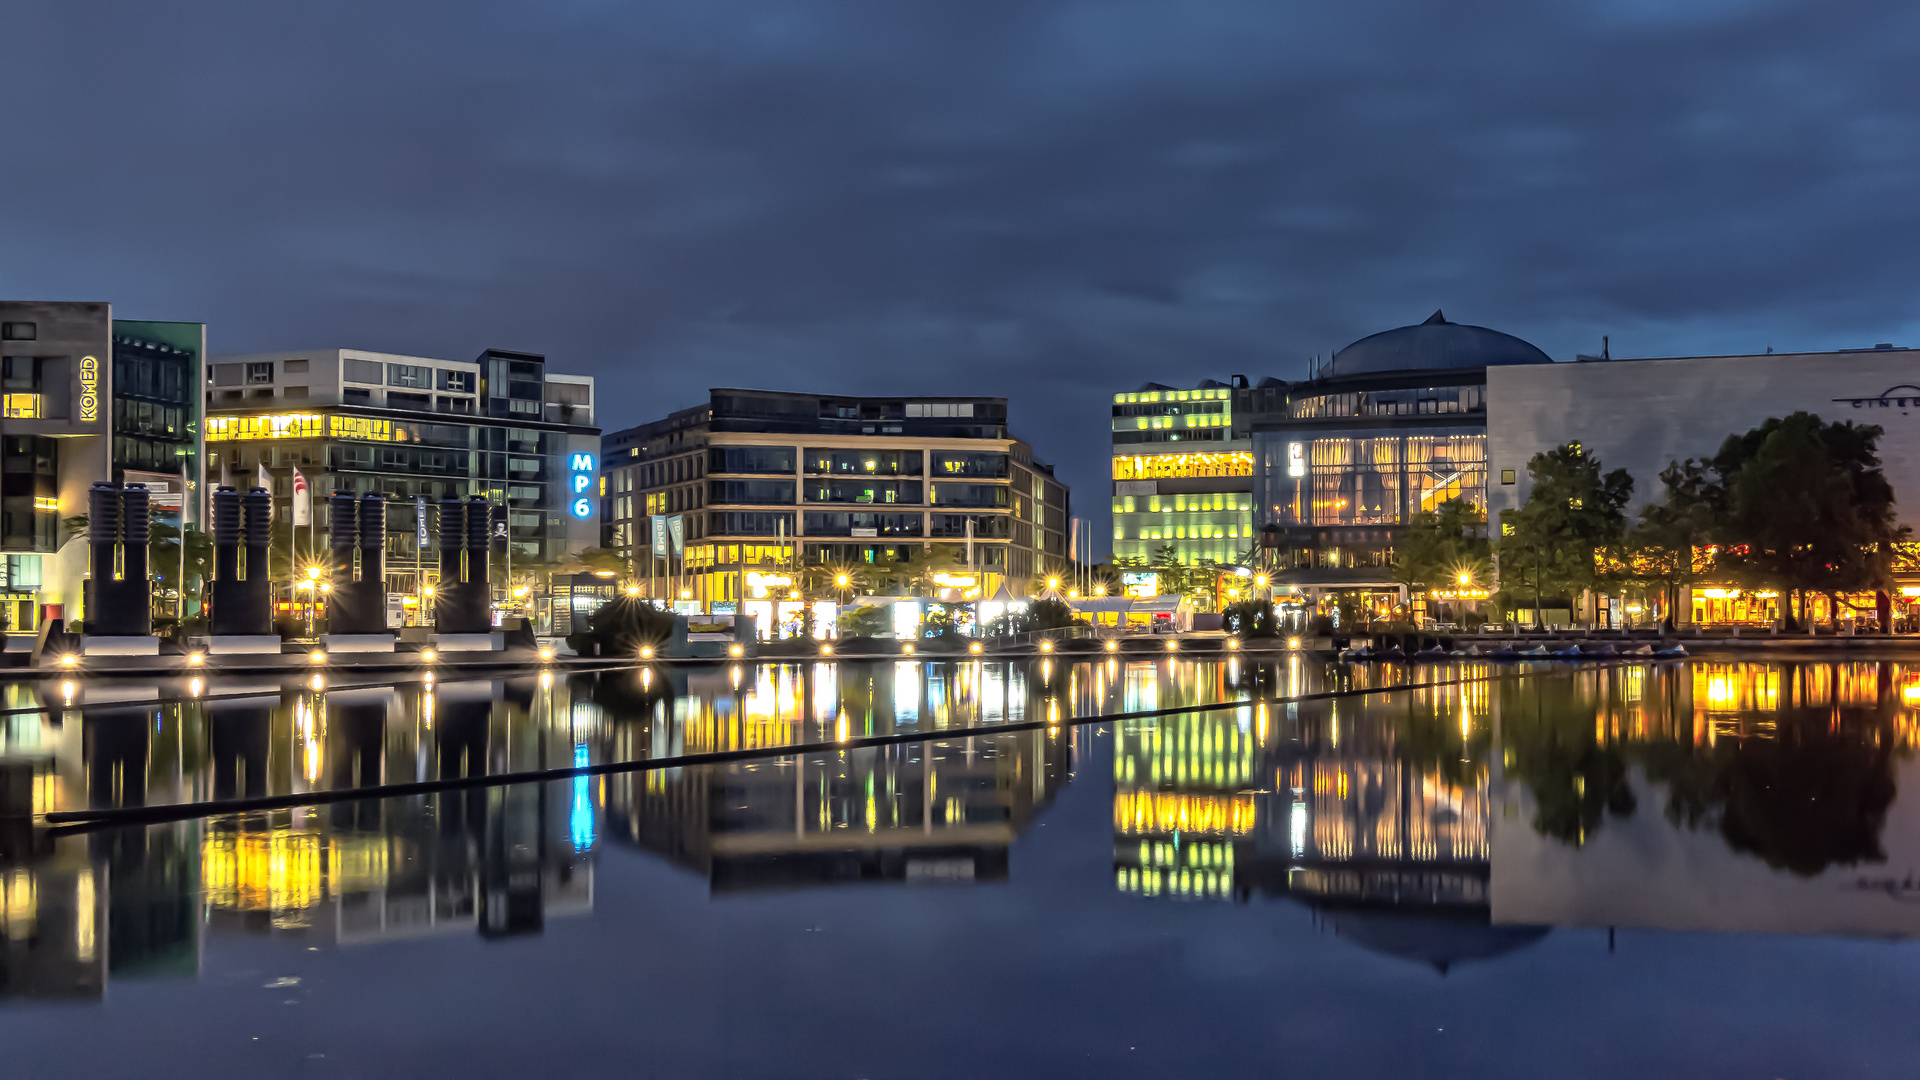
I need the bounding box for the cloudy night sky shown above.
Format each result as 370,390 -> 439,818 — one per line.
4,0 -> 1917,552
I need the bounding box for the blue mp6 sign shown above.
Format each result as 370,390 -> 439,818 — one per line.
570,452 -> 596,519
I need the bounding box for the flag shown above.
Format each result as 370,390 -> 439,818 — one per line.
965,516 -> 974,570
651,514 -> 668,557
668,514 -> 685,555
257,464 -> 273,519
291,468 -> 310,526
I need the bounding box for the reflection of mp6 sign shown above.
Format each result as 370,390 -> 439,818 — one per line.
569,452 -> 596,519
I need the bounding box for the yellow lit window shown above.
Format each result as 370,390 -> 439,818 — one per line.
3,394 -> 42,419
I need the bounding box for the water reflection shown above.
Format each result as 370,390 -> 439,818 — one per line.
0,657 -> 1351,817
7,658 -> 1920,1004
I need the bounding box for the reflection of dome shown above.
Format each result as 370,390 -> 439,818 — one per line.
1326,310 -> 1553,377
1328,909 -> 1550,974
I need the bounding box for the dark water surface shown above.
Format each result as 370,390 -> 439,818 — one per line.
2,658 -> 1919,1078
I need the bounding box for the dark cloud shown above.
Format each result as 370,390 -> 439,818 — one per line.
4,0 -> 1916,551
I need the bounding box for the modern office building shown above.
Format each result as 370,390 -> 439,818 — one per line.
0,301 -> 206,633
1245,311 -> 1542,612
205,347 -> 599,612
600,388 -> 1070,612
1109,379 -> 1257,574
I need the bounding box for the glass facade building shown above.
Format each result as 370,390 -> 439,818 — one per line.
1245,312 -> 1549,590
1108,381 -> 1255,569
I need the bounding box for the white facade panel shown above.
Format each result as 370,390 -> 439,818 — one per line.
1487,349 -> 1920,525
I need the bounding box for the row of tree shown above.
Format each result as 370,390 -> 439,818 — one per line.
1399,411 -> 1908,629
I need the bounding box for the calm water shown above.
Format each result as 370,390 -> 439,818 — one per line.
2,658 -> 1920,1078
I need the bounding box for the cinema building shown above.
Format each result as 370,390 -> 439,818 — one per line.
1487,340 -> 1920,628
0,301 -> 206,635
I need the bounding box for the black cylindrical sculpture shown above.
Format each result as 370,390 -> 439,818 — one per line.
209,486 -> 275,636
358,494 -> 386,582
327,492 -> 389,634
433,495 -> 493,633
328,492 -> 358,577
465,494 -> 491,588
84,482 -> 153,636
121,485 -> 150,589
211,486 -> 241,591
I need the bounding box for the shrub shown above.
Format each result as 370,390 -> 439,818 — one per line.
1221,599 -> 1278,637
568,597 -> 678,657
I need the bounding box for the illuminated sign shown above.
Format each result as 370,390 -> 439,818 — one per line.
569,451 -> 596,519
1287,441 -> 1305,478
205,414 -> 394,442
78,356 -> 99,422
1112,451 -> 1253,481
1121,571 -> 1158,598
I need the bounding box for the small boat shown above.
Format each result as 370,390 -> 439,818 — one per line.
1551,644 -> 1585,659
1338,647 -> 1372,662
1627,644 -> 1655,656
1413,646 -> 1451,660
1518,645 -> 1552,657
1462,645 -> 1482,656
1652,643 -> 1690,659
1586,643 -> 1619,657
1372,646 -> 1407,661
1488,646 -> 1520,660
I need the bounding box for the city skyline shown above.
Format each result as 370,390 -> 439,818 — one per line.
5,1 -> 1916,557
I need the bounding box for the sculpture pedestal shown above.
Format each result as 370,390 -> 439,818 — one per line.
208,635 -> 282,654
323,634 -> 396,653
435,633 -> 503,652
81,637 -> 159,656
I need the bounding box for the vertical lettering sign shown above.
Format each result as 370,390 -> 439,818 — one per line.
569,452 -> 596,519
78,356 -> 99,421
415,496 -> 428,548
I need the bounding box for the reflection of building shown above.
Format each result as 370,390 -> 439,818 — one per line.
606,723 -> 1072,893
204,347 -> 599,600
1109,379 -> 1255,572
600,388 -> 1071,611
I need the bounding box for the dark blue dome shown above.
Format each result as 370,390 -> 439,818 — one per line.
1327,310 -> 1553,377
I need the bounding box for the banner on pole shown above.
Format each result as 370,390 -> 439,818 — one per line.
291,469 -> 310,527
668,514 -> 685,555
651,514 -> 669,557
256,464 -> 273,519
415,496 -> 429,549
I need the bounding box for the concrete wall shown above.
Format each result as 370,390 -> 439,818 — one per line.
1487,348 -> 1920,525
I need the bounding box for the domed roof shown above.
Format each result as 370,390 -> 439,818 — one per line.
1326,310 -> 1553,377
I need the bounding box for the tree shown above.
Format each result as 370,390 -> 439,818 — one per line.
1620,460 -> 1716,629
870,544 -> 962,596
568,546 -> 630,576
1497,442 -> 1633,627
1221,598 -> 1277,637
1396,497 -> 1492,619
1704,413 -> 1905,632
1018,598 -> 1077,632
